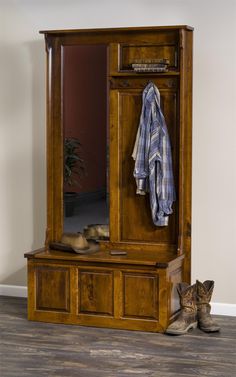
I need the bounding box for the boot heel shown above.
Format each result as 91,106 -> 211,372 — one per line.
186,321 -> 197,332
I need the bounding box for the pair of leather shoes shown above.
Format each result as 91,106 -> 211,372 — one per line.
165,280 -> 220,335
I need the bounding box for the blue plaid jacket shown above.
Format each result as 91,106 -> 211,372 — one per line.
132,82 -> 176,226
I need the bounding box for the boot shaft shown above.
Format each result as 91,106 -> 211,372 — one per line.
196,280 -> 214,313
196,280 -> 220,332
165,283 -> 197,335
177,282 -> 197,314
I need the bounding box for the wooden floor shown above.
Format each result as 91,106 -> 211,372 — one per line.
0,296 -> 235,377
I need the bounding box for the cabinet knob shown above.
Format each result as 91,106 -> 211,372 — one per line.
121,80 -> 130,88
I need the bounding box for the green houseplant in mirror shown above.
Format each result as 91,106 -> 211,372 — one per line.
64,137 -> 85,217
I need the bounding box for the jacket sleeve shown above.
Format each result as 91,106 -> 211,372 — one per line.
133,91 -> 151,194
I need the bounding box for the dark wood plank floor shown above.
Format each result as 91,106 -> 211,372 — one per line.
0,296 -> 236,377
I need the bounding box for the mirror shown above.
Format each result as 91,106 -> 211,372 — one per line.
62,44 -> 109,239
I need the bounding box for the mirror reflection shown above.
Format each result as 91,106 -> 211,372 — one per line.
63,44 -> 109,239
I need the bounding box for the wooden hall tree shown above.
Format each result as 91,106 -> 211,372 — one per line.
25,26 -> 193,332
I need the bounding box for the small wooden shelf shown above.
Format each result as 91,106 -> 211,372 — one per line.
110,71 -> 180,77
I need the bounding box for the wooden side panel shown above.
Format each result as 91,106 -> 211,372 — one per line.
79,270 -> 114,316
169,267 -> 182,317
36,265 -> 70,312
46,36 -> 64,243
122,272 -> 159,320
178,29 -> 193,282
109,82 -> 178,245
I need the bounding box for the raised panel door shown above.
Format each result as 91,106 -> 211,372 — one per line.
79,269 -> 114,316
36,265 -> 70,312
109,81 -> 179,246
122,272 -> 159,320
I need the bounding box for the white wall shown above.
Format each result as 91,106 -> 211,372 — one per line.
0,0 -> 235,305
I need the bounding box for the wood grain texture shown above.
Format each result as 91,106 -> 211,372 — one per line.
123,272 -> 159,319
25,247 -> 184,267
25,249 -> 184,332
111,86 -> 178,245
46,36 -> 64,242
121,43 -> 178,70
40,25 -> 194,35
36,265 -> 70,312
79,270 -> 114,315
1,296 -> 235,377
178,29 -> 193,283
25,25 -> 193,332
43,25 -> 192,253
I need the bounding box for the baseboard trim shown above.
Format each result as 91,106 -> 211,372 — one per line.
211,303 -> 236,317
0,285 -> 27,298
0,285 -> 235,316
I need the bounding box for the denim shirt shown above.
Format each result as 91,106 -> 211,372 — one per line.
132,82 -> 176,226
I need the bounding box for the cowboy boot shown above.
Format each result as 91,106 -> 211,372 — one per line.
165,282 -> 197,335
196,280 -> 220,332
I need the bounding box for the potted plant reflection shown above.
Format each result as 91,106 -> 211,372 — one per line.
64,137 -> 85,217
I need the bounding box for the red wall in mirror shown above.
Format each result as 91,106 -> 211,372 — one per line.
63,45 -> 108,195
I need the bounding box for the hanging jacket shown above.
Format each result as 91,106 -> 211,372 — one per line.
132,82 -> 176,226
